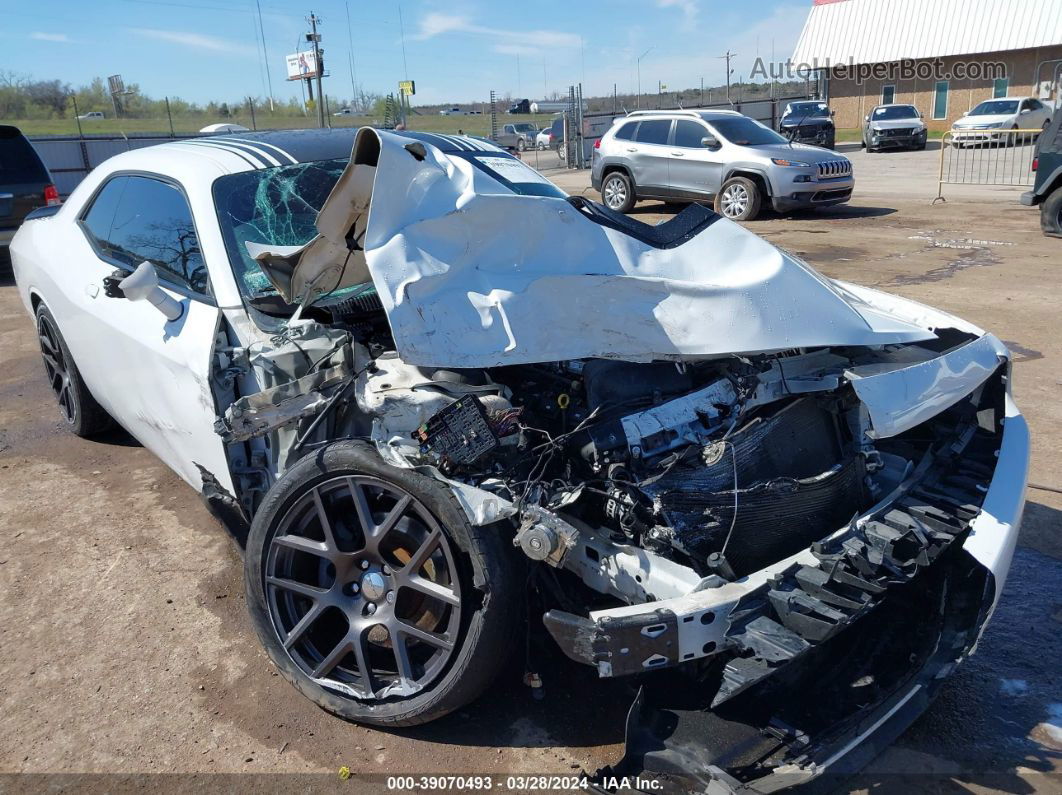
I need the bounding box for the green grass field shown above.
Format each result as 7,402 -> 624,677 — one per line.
11,113 -> 559,138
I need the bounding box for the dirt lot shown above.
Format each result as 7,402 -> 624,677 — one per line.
1,143 -> 1060,792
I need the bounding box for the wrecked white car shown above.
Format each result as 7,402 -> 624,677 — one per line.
11,127 -> 1028,790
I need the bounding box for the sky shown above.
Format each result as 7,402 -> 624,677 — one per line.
1,0 -> 814,106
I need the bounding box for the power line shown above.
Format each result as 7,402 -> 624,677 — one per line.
345,0 -> 359,106
255,0 -> 274,111
397,4 -> 409,80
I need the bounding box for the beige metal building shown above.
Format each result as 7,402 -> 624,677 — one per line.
791,0 -> 1062,130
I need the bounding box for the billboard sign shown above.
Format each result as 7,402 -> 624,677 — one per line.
399,79 -> 415,96
286,51 -> 320,81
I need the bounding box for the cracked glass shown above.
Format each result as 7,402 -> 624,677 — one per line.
213,158 -> 347,299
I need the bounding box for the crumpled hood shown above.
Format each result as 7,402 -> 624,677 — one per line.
254,127 -> 934,368
871,118 -> 924,130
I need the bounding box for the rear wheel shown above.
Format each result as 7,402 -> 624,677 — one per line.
517,138 -> 526,152
1041,185 -> 1062,238
34,304 -> 112,437
601,171 -> 636,213
245,441 -> 520,726
715,176 -> 762,221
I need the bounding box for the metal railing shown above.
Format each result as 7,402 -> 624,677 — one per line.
935,128 -> 1042,201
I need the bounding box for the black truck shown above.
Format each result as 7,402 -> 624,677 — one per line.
1021,106 -> 1062,237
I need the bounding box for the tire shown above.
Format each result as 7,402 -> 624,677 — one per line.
245,440 -> 520,727
1041,185 -> 1062,238
34,304 -> 112,437
714,176 -> 763,221
600,170 -> 636,213
516,138 -> 526,152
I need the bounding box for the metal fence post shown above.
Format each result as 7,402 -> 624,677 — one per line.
165,97 -> 175,137
71,95 -> 84,138
248,96 -> 257,130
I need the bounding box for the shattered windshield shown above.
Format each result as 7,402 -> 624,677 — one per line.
873,105 -> 919,120
782,102 -> 829,119
213,159 -> 347,299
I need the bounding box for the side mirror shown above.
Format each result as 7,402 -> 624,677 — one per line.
962,111 -> 969,116
108,261 -> 184,321
701,135 -> 720,149
864,115 -> 870,122
830,109 -> 835,117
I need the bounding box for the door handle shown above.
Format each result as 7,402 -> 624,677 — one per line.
670,151 -> 685,156
626,147 -> 637,152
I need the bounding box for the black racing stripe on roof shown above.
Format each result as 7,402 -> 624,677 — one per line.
202,128 -> 359,163
179,139 -> 264,168
221,137 -> 299,164
397,131 -> 463,151
194,138 -> 284,166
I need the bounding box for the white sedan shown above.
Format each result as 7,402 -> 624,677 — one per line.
535,128 -> 552,149
951,96 -> 1053,145
10,127 -> 1028,786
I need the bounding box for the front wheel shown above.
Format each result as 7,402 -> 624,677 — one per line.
715,176 -> 763,221
600,171 -> 636,213
245,441 -> 520,727
516,138 -> 526,152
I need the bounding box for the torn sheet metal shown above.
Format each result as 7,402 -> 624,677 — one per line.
219,352 -> 354,442
846,333 -> 1008,438
258,128 -> 936,368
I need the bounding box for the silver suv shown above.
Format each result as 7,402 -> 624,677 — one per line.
591,109 -> 854,220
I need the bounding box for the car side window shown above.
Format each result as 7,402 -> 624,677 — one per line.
1028,99 -> 1043,111
81,176 -> 128,247
634,119 -> 672,145
673,120 -> 708,148
614,121 -> 639,141
84,175 -> 208,295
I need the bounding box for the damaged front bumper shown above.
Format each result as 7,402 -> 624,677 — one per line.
549,365 -> 1027,791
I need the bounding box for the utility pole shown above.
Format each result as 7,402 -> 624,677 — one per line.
718,50 -> 737,104
700,77 -> 704,106
636,46 -> 653,110
307,12 -> 325,128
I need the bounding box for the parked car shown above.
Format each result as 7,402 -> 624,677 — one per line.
592,109 -> 853,219
438,107 -> 462,116
535,127 -> 552,149
951,97 -> 1052,146
494,122 -> 538,151
778,100 -> 835,149
1020,107 -> 1062,237
333,108 -> 355,117
0,125 -> 60,251
861,103 -> 928,151
77,111 -> 104,120
10,126 -> 1027,791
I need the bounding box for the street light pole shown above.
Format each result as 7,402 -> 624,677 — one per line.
636,46 -> 653,110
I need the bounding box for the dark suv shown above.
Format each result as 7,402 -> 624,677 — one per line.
778,101 -> 835,149
0,125 -> 59,251
1021,108 -> 1062,237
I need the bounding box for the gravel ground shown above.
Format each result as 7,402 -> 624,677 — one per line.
0,143 -> 1059,792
